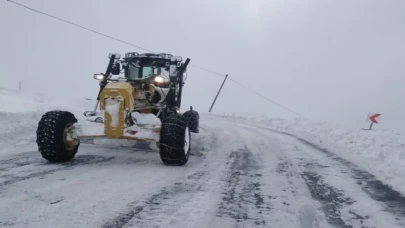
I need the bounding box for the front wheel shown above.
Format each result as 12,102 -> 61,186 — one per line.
159,114 -> 191,166
36,111 -> 80,162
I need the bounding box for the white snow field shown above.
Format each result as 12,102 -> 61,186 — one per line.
1,87 -> 405,228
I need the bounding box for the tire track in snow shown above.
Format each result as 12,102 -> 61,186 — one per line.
275,160 -> 326,228
0,154 -> 114,190
212,121 -> 327,227
0,142 -> 158,190
101,170 -> 208,228
293,135 -> 405,222
260,128 -> 405,226
229,123 -> 405,227
217,147 -> 268,226
100,124 -> 226,228
252,126 -> 405,223
0,152 -> 41,173
301,171 -> 357,228
0,119 -> 225,228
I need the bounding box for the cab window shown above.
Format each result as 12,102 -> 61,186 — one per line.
141,67 -> 155,79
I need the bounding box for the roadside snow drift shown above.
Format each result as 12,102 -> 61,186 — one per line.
0,88 -> 79,156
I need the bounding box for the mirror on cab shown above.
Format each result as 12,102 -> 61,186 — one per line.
108,53 -> 121,59
111,62 -> 121,75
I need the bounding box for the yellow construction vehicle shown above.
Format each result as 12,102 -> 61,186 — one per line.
36,52 -> 199,166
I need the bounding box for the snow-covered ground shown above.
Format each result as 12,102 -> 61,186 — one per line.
0,87 -> 92,156
203,114 -> 405,197
1,87 -> 405,227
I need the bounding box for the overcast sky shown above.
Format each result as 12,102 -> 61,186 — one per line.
1,0 -> 405,132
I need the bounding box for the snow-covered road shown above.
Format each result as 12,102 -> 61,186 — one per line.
1,117 -> 405,228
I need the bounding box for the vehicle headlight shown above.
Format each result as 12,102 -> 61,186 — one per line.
93,74 -> 105,80
154,76 -> 164,83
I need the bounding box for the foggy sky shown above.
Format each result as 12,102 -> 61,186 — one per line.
1,0 -> 405,132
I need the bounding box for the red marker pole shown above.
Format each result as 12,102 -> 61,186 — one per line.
368,113 -> 381,130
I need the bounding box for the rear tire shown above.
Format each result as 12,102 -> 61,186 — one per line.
36,111 -> 80,162
159,114 -> 191,166
182,109 -> 199,133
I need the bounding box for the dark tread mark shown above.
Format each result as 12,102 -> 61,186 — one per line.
102,205 -> 144,228
275,161 -> 297,194
36,110 -> 79,162
217,148 -> 267,226
101,171 -> 207,228
50,198 -> 64,204
159,114 -> 190,165
0,152 -> 42,173
302,172 -> 356,228
0,155 -> 114,190
266,128 -> 405,220
0,221 -> 15,227
295,137 -> 405,218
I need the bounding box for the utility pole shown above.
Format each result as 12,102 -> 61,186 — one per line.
209,74 -> 228,112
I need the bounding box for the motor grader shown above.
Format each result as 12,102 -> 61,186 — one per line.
36,52 -> 199,166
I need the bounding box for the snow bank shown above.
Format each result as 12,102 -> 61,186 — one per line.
272,118 -> 405,195
0,88 -> 90,156
201,113 -> 405,196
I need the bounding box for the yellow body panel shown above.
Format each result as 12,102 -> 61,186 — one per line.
104,98 -> 124,138
100,82 -> 134,110
99,82 -> 135,138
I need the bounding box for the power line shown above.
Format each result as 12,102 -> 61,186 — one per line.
227,78 -> 307,119
188,64 -> 226,77
7,0 -> 227,77
6,0 -> 153,53
6,0 -> 224,76
7,0 -> 307,119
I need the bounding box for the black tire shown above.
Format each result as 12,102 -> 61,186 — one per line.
159,114 -> 191,166
36,111 -> 80,162
182,109 -> 199,133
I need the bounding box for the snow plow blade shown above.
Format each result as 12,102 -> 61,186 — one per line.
72,81 -> 161,142
72,121 -> 160,142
